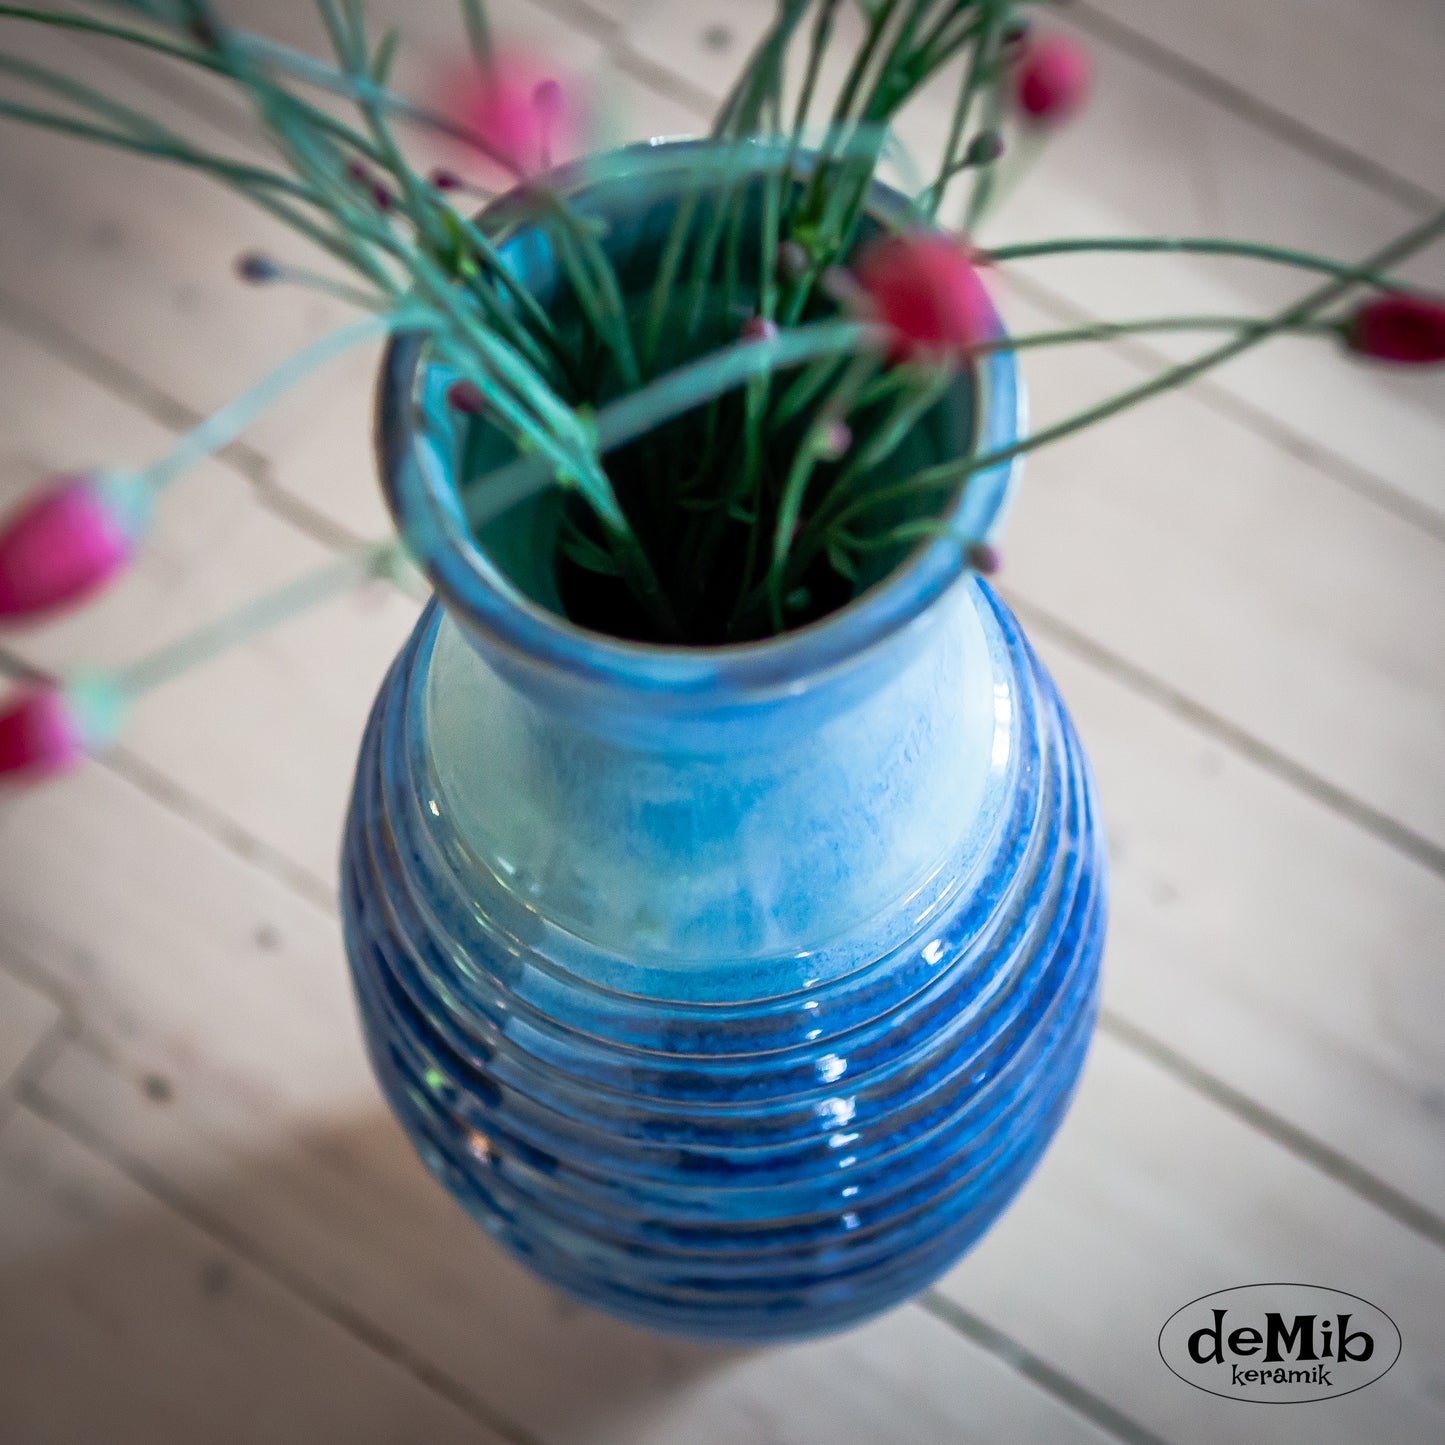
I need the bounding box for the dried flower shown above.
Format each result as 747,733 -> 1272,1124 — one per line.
0,474 -> 147,623
1344,293 -> 1445,365
1012,35 -> 1092,126
853,233 -> 992,361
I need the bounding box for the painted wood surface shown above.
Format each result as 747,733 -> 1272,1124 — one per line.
0,964 -> 61,1099
0,1 -> 1442,1442
0,1106 -> 508,1445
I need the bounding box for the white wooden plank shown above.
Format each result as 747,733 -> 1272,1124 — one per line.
1083,0 -> 1445,198
1033,634 -> 1445,1216
991,284 -> 1445,859
0,23 -> 361,474
937,1035 -> 1445,1445
0,1105 -> 504,1445
0,964 -> 61,1096
5,765 -> 1113,1445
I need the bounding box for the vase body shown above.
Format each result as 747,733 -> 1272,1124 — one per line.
340,144 -> 1106,1341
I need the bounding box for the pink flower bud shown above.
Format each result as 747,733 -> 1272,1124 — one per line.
1012,36 -> 1092,126
446,380 -> 486,414
741,316 -> 779,344
439,55 -> 584,178
0,688 -> 83,782
0,678 -> 123,784
818,421 -> 852,461
0,473 -> 148,623
966,541 -> 1001,576
853,233 -> 993,362
1345,293 -> 1445,365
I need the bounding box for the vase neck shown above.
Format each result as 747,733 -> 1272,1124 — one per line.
417,580 -> 1011,978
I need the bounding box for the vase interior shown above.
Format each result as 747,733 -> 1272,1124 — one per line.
404,144 -> 984,640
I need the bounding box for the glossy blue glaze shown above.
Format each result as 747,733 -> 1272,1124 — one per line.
340,145 -> 1107,1341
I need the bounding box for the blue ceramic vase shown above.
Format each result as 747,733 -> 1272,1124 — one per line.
341,146 -> 1107,1342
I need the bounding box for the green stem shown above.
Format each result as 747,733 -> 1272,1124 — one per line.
115,542 -> 398,697
983,235 -> 1412,292
921,3 -> 997,219
765,350 -> 877,628
456,320 -> 874,530
148,313 -> 420,489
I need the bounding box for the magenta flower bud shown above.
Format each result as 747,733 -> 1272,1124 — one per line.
853,232 -> 992,362
0,677 -> 124,785
439,55 -> 585,178
1012,35 -> 1092,126
532,79 -> 564,122
777,240 -> 810,281
0,473 -> 149,623
966,541 -> 1001,576
429,167 -> 463,191
446,380 -> 486,414
818,421 -> 853,461
1345,293 -> 1445,365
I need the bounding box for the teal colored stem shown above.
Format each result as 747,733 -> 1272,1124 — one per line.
146,313 -> 420,490
231,33 -> 525,179
458,320 -> 875,532
982,235 -> 1409,292
114,542 -> 398,698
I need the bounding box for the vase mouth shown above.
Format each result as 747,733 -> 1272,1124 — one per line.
376,139 -> 1025,700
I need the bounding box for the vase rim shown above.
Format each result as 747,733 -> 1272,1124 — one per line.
376,138 -> 1025,700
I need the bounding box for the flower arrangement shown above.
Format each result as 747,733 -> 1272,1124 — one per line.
2,0 -> 1443,782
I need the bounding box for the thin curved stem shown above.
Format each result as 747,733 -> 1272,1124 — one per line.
791,203 -> 1445,587
456,319 -> 875,531
982,235 -> 1410,293
114,541 -> 398,697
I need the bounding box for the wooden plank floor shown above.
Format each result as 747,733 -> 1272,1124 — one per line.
1,3 -> 1443,1442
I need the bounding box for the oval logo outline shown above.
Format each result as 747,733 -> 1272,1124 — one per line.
1157,1282 -> 1401,1404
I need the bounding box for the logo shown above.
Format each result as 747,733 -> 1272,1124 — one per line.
1158,1284 -> 1401,1403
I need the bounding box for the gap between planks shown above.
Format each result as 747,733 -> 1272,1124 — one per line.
0,282 -> 370,559
7,1079 -> 548,1445
917,1291 -> 1174,1445
1067,1 -> 1441,216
